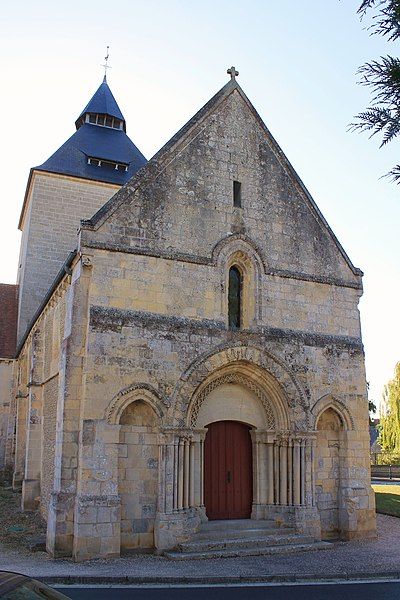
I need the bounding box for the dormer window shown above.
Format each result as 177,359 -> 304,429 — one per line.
84,113 -> 123,130
87,156 -> 128,172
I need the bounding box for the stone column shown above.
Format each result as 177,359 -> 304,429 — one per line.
173,436 -> 178,511
293,439 -> 301,506
251,431 -> 260,505
193,438 -> 201,507
189,441 -> 195,507
279,440 -> 288,506
158,441 -> 165,513
300,439 -> 306,506
200,432 -> 205,508
273,442 -> 280,504
266,443 -> 274,505
183,438 -> 190,510
192,429 -> 207,509
154,429 -> 203,552
287,437 -> 293,506
177,437 -> 184,510
258,441 -> 267,505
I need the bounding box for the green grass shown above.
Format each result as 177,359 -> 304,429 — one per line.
372,484 -> 400,517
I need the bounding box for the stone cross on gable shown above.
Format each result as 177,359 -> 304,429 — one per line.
227,66 -> 239,80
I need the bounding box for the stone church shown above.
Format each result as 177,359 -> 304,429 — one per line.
0,67 -> 376,561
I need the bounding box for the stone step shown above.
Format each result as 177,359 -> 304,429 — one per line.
178,533 -> 315,553
165,541 -> 332,560
199,519 -> 278,532
194,527 -> 296,541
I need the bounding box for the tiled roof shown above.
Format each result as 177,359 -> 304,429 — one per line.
35,123 -> 147,185
0,284 -> 18,358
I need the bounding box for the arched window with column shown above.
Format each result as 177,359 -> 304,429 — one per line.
228,266 -> 242,329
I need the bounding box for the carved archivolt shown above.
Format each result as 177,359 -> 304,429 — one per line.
189,372 -> 275,429
170,344 -> 309,430
105,383 -> 167,425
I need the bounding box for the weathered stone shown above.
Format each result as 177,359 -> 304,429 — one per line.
0,74 -> 376,562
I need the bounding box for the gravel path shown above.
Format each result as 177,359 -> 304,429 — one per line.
0,514 -> 398,583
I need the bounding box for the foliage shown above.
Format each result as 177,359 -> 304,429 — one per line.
350,1 -> 400,182
372,450 -> 400,464
369,397 -> 377,425
372,483 -> 400,516
379,362 -> 400,453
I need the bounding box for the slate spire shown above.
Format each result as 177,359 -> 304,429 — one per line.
34,78 -> 147,186
75,79 -> 126,131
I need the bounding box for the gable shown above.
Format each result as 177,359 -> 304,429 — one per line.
81,81 -> 361,286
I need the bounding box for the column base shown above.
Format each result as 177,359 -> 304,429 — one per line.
46,492 -> 75,558
253,504 -> 321,539
21,478 -> 40,510
293,506 -> 321,539
12,471 -> 23,491
154,508 -> 202,551
72,494 -> 121,562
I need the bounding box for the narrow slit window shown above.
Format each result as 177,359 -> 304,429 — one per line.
228,266 -> 241,329
233,180 -> 241,208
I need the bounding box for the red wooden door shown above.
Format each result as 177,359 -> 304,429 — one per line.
204,421 -> 253,520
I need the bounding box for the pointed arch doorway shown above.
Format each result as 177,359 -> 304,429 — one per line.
204,420 -> 253,520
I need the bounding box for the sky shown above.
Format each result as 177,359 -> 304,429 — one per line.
1,0 -> 399,409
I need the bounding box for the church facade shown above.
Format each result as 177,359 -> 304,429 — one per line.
0,69 -> 376,561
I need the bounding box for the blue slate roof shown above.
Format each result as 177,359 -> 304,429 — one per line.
35,123 -> 147,185
76,79 -> 125,124
35,79 -> 147,185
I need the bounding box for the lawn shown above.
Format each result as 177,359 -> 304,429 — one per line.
0,483 -> 46,551
372,484 -> 400,517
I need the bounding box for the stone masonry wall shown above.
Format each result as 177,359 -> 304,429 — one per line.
82,88 -> 360,287
41,375 -> 58,519
6,80 -> 375,558
17,172 -> 119,342
0,360 -> 16,472
72,82 -> 374,548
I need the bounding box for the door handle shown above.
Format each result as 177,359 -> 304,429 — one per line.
227,470 -> 231,483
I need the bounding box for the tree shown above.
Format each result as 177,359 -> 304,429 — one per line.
350,1 -> 400,183
379,362 -> 400,453
369,399 -> 377,425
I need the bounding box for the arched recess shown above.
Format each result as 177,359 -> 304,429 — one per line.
169,344 -> 309,430
312,397 -> 354,540
113,391 -> 162,551
311,395 -> 354,432
212,235 -> 265,327
105,383 -> 165,425
314,407 -> 344,539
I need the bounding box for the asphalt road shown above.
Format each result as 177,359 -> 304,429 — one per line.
54,581 -> 400,600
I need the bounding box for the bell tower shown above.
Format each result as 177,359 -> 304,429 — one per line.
16,78 -> 147,342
